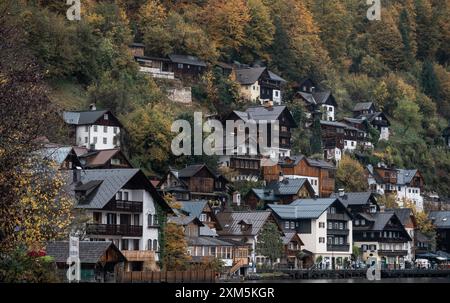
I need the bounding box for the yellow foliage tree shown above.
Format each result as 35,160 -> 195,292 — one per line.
163,223 -> 191,270
336,155 -> 369,192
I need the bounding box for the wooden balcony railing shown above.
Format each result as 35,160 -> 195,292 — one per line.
327,229 -> 349,236
327,244 -> 350,252
86,224 -> 142,237
104,200 -> 143,212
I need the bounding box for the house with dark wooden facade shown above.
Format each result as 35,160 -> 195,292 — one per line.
429,211 -> 450,252
219,105 -> 297,181
74,147 -> 133,169
294,79 -> 338,121
352,102 -> 390,141
331,191 -> 379,215
244,178 -> 315,210
281,232 -> 304,269
262,155 -> 336,197
158,164 -> 229,205
46,241 -> 126,283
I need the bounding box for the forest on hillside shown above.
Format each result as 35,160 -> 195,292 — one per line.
1,0 -> 449,197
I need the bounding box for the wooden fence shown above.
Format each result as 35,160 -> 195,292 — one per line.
119,270 -> 217,283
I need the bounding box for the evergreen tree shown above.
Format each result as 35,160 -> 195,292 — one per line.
398,9 -> 415,66
256,222 -> 283,267
421,60 -> 440,101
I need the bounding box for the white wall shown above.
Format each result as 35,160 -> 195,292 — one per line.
273,89 -> 282,104
76,124 -> 120,150
321,105 -> 335,121
343,140 -> 357,151
397,186 -> 423,212
239,82 -> 260,102
380,127 -> 389,141
142,190 -> 160,260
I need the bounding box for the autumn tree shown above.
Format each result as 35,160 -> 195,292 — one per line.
163,223 -> 191,270
377,194 -> 399,209
415,0 -> 438,60
256,222 -> 283,267
201,0 -> 251,56
336,155 -> 368,192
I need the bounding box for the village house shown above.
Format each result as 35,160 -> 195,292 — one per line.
68,168 -> 173,271
215,210 -> 281,273
38,143 -> 82,170
429,211 -> 450,252
168,215 -> 249,275
219,105 -> 297,180
176,200 -> 221,233
294,79 -> 338,121
46,241 -> 126,283
414,231 -> 434,255
386,208 -> 417,262
234,66 -> 286,104
63,105 -> 122,150
74,147 -> 133,169
331,191 -> 379,215
158,164 -> 229,205
352,211 -> 412,269
130,43 -> 206,80
268,198 -> 353,269
244,178 -> 315,210
352,102 -> 390,141
281,232 -> 304,269
366,164 -> 425,211
263,155 -> 336,197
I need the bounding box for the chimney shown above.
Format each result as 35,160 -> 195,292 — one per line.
89,103 -> 97,111
73,166 -> 82,183
338,188 -> 345,197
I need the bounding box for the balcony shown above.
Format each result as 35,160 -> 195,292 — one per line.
86,224 -> 142,237
327,229 -> 349,236
327,244 -> 350,252
327,213 -> 348,221
378,250 -> 408,257
104,200 -> 143,212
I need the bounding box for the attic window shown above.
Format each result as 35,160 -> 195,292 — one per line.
104,114 -> 108,120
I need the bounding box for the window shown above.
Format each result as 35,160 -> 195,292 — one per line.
103,126 -> 108,133
103,138 -> 107,145
93,137 -> 98,144
328,107 -> 333,112
285,221 -> 290,229
153,239 -> 158,251
339,222 -> 344,230
319,237 -> 325,243
134,214 -> 140,226
363,232 -> 367,238
148,214 -> 153,227
187,64 -> 190,69
93,125 -> 98,132
339,237 -> 344,245
351,141 -> 355,147
117,191 -> 122,201
113,127 -> 118,134
275,91 -> 279,97
93,212 -> 101,224
107,213 -> 116,225
178,63 -> 183,69
199,214 -> 207,222
355,220 -> 360,226
133,239 -> 140,250
121,239 -> 129,251
148,239 -> 152,250
84,137 -> 88,143
328,207 -> 336,214
328,222 -> 333,229
123,191 -> 129,201
85,126 -> 89,132
290,222 -> 295,230
319,222 -> 325,228
361,219 -> 366,226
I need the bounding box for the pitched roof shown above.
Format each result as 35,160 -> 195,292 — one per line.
306,158 -> 336,169
245,105 -> 289,122
66,169 -> 171,211
249,188 -> 278,202
386,208 -> 413,226
63,110 -> 109,125
186,236 -> 233,247
268,71 -> 286,83
177,164 -> 211,178
353,102 -> 374,112
266,178 -> 311,196
178,200 -> 209,218
396,169 -> 418,185
282,231 -> 304,245
270,198 -> 341,219
356,112 -> 390,125
297,92 -> 317,105
38,146 -> 75,166
46,241 -> 125,263
168,54 -> 206,67
330,192 -> 374,207
78,149 -> 131,168
216,211 -> 272,236
168,215 -> 203,226
429,211 -> 450,229
235,67 -> 266,85
312,91 -> 331,105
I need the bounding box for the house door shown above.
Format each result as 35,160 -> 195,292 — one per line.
120,214 -> 131,225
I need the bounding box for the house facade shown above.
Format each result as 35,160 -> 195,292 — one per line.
69,168 -> 172,271
353,102 -> 390,141
294,79 -> 338,121
268,198 -> 353,269
63,106 -> 122,150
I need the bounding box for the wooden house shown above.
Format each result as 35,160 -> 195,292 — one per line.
353,102 -> 390,141
294,79 -> 338,121
282,232 -> 304,269
262,155 -> 336,197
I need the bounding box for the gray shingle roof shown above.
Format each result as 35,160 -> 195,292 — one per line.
306,158 -> 336,169
38,146 -> 74,165
268,71 -> 286,83
297,92 -> 316,105
66,169 -> 171,211
216,211 -> 272,236
250,189 -> 278,202
63,110 -> 108,125
270,198 -> 340,219
353,102 -> 374,112
312,91 -> 331,105
168,215 -> 203,227
396,169 -> 418,185
266,178 -> 310,196
186,236 -> 234,247
386,208 -> 413,226
178,164 -> 213,178
235,67 -> 266,85
168,54 -> 206,67
282,231 -> 303,245
330,192 -> 374,207
429,211 -> 450,229
178,200 -> 208,218
46,241 -> 125,263
200,226 -> 218,237
245,105 -> 288,121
